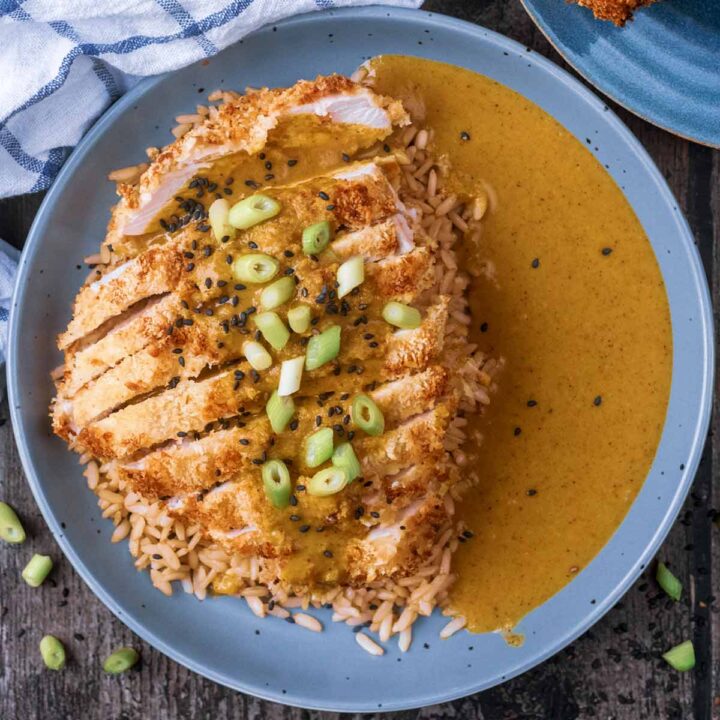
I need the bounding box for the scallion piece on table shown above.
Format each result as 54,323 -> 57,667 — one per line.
261,459 -> 292,508
287,305 -> 312,334
278,356 -> 304,396
662,640 -> 695,671
305,325 -> 341,370
0,501 -> 26,544
266,390 -> 295,433
332,442 -> 361,482
337,255 -> 365,299
242,340 -> 273,371
232,253 -> 280,284
382,301 -> 422,329
302,220 -> 332,256
208,198 -> 236,243
261,276 -> 296,310
308,467 -> 348,497
39,635 -> 66,671
228,193 -> 281,230
656,562 -> 682,601
22,554 -> 53,587
351,394 -> 385,436
253,311 -> 290,351
103,647 -> 140,674
304,427 -> 334,468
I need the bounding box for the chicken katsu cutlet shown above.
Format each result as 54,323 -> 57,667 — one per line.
52,72 -> 496,645
571,0 -> 659,25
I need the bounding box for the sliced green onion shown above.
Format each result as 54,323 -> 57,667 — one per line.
332,442 -> 361,482
253,311 -> 290,351
278,356 -> 304,396
287,305 -> 312,334
656,562 -> 682,601
228,193 -> 281,230
308,467 -> 348,497
22,554 -> 53,587
208,198 -> 235,243
261,459 -> 292,508
103,647 -> 140,674
39,635 -> 66,671
305,325 -> 341,370
242,340 -> 273,371
232,253 -> 280,284
0,501 -> 26,544
304,427 -> 334,468
266,390 -> 295,433
260,276 -> 296,310
352,394 -> 384,436
662,640 -> 695,671
337,256 -> 365,299
382,301 -> 422,329
302,220 -> 332,256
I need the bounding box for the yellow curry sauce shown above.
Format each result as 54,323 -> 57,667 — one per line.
370,55 -> 672,632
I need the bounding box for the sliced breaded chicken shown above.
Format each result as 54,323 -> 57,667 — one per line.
572,0 -> 658,24
109,76 -> 408,242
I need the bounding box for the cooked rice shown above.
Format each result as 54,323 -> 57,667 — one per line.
87,81 -> 503,654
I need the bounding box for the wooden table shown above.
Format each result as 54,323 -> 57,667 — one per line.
1,1 -> 717,717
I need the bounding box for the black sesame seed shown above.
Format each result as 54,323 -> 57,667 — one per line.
299,525 -> 310,533
342,153 -> 350,162
245,179 -> 259,188
178,356 -> 186,367
265,161 -> 272,170
283,250 -> 294,258
354,507 -> 365,519
204,277 -> 212,289
315,416 -> 322,427
235,283 -> 246,291
197,223 -> 210,232
226,255 -> 233,264
251,458 -> 263,466
527,399 -> 537,407
460,131 -> 471,141
527,488 -> 538,496
318,191 -> 330,201
172,348 -> 183,354
480,322 -> 489,333
288,159 -> 298,167
326,204 -> 336,211
177,431 -> 187,437
184,251 -> 195,259
289,495 -> 298,507
323,549 -> 334,558
531,258 -> 540,269
251,369 -> 260,383
239,438 -> 250,445
602,247 -> 613,256
185,263 -> 195,272
248,241 -> 258,249
514,426 -> 522,436
594,395 -> 603,406
223,187 -> 233,195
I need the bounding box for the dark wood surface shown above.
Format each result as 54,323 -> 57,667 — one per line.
1,1 -> 718,718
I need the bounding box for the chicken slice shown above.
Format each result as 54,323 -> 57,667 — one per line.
109,76 -> 408,242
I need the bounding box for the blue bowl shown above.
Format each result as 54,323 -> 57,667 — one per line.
521,0 -> 720,146
7,7 -> 713,712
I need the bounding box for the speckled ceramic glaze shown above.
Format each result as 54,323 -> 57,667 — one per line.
521,0 -> 720,147
8,8 -> 713,712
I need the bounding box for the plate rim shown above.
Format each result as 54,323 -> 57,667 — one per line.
7,6 -> 714,711
519,0 -> 720,149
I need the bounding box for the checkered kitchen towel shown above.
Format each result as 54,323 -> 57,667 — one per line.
0,238 -> 19,400
0,0 -> 422,390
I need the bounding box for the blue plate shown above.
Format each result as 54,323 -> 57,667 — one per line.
7,7 -> 713,712
521,0 -> 720,146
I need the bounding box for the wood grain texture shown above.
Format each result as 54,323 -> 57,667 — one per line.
0,1 -> 718,718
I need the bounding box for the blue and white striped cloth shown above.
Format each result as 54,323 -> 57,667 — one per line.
0,0 -> 421,394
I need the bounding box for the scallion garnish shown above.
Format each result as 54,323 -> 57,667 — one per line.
266,390 -> 295,433
288,305 -> 312,333
232,253 -> 280,284
382,301 -> 421,329
304,427 -> 334,468
662,640 -> 695,671
208,198 -> 236,243
242,340 -> 272,371
302,220 -> 332,256
656,562 -> 682,601
253,311 -> 290,350
261,459 -> 292,508
278,356 -> 304,396
352,394 -> 384,436
305,325 -> 341,370
337,255 -> 364,299
332,442 -> 361,482
307,467 -> 348,497
228,193 -> 281,229
260,276 -> 296,310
